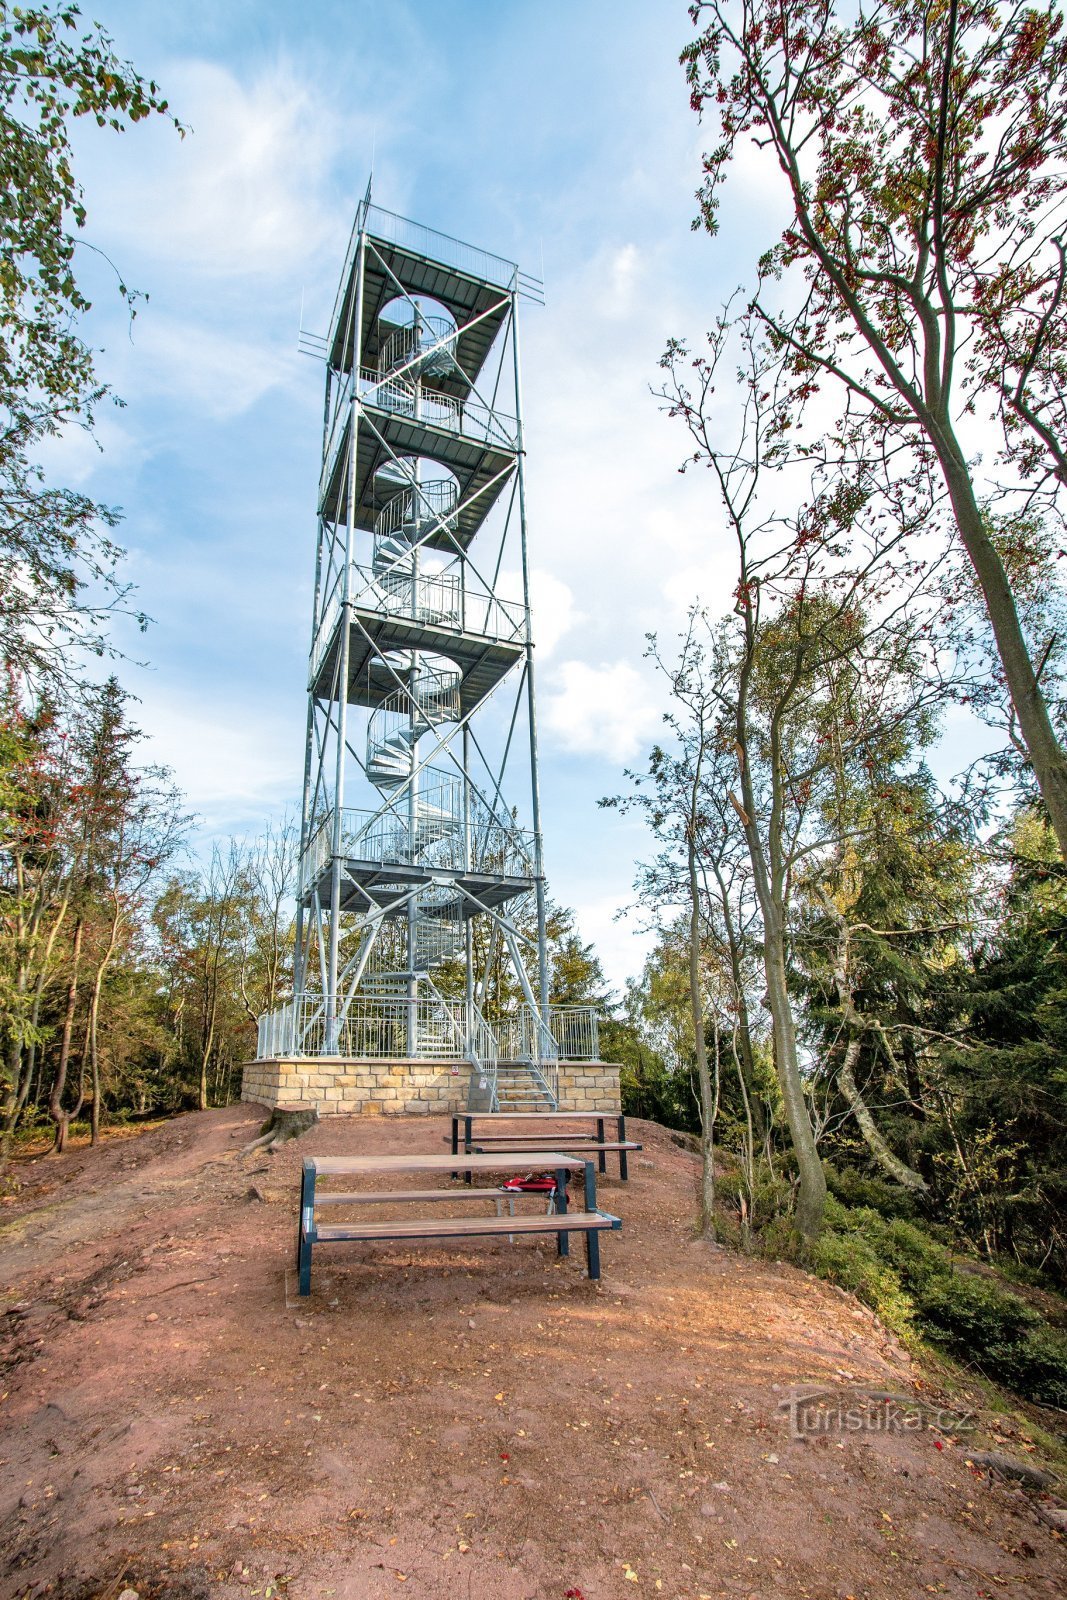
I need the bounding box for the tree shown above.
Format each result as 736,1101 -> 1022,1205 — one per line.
937,810 -> 1067,1272
683,0 -> 1067,855
42,678 -> 184,1149
0,677 -> 184,1153
605,618 -> 761,1239
236,816 -> 299,1026
0,2 -> 180,685
798,769 -> 977,1195
655,305 -> 957,1243
153,848 -> 251,1113
0,684 -> 76,1153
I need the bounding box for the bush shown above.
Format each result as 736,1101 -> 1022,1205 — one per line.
813,1200 -> 1067,1409
812,1228 -> 915,1339
826,1163 -> 921,1221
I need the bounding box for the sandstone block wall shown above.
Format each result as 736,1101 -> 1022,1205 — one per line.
241,1058 -> 621,1116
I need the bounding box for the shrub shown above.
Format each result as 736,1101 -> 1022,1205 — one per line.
826,1163 -> 921,1221
812,1228 -> 915,1340
812,1200 -> 1067,1409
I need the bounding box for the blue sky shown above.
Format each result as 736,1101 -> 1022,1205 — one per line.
52,0 -> 792,993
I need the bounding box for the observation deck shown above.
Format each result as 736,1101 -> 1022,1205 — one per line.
298,803 -> 536,915
318,371 -> 518,537
308,568 -> 525,712
326,204 -> 541,387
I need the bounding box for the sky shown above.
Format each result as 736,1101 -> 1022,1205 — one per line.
50,0 -> 794,996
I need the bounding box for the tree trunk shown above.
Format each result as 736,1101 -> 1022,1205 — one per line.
837,1038 -> 930,1194
819,895 -> 930,1194
734,651 -> 827,1245
48,917 -> 85,1154
730,1025 -> 757,1252
688,767 -> 717,1240
88,901 -> 122,1146
241,1103 -> 319,1154
763,913 -> 827,1245
935,439 -> 1067,857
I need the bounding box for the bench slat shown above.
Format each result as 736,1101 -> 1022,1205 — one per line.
309,1152 -> 586,1176
455,1112 -> 620,1122
314,1187 -> 517,1206
312,1210 -> 619,1243
471,1139 -> 641,1153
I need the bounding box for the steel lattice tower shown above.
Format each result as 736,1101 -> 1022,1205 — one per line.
256,190 -> 597,1110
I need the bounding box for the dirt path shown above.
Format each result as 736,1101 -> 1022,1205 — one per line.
0,1107 -> 1063,1600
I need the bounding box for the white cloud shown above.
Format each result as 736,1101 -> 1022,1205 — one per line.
137,690 -> 296,830
570,892 -> 656,997
604,243 -> 643,319
131,316 -> 298,420
31,410 -> 138,491
91,58 -> 355,283
532,568 -> 581,657
542,659 -> 662,760
495,566 -> 580,658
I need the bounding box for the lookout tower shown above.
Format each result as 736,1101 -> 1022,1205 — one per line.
247,190 -> 615,1119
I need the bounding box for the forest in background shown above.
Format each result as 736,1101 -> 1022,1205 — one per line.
3,1 -> 1067,1420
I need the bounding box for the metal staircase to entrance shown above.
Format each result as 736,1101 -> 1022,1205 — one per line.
254,189 -> 599,1108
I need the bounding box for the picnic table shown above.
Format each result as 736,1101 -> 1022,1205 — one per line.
296,1150 -> 622,1295
450,1110 -> 640,1179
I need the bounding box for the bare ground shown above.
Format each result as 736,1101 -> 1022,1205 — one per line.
0,1104 -> 1064,1600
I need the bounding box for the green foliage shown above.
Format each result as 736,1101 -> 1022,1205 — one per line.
601,1017 -> 702,1133
825,1164 -> 921,1221
813,1199 -> 1067,1408
0,1 -> 180,681
811,1227 -> 916,1340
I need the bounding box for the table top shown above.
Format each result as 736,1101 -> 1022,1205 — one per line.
452,1111 -> 621,1122
472,1138 -> 640,1151
306,1151 -> 591,1177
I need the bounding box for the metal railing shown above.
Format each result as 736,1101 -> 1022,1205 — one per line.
319,372 -> 354,500
364,204 -> 519,290
376,475 -> 459,544
374,566 -> 462,628
547,1005 -> 600,1062
256,992 -> 598,1066
309,562 -> 525,686
317,370 -> 518,509
359,370 -> 518,449
298,802 -> 537,896
327,206 -> 520,354
495,1003 -> 557,1066
379,316 -> 458,382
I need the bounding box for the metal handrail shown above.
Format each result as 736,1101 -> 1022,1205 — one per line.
375,476 -> 459,547
378,316 -> 458,382
308,563 -> 525,685
358,369 -> 518,449
364,204 -> 519,290
318,371 -> 518,506
298,801 -> 536,894
256,993 -> 598,1068
352,563 -> 524,640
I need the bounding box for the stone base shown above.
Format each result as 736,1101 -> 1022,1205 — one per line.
240,1057 -> 621,1116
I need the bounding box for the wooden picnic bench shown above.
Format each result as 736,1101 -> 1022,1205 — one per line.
450,1111 -> 639,1179
296,1151 -> 622,1295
